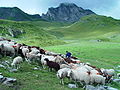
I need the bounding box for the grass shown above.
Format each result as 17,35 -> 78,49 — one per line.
48,15 -> 120,42
0,14 -> 120,90
0,19 -> 67,46
0,41 -> 120,90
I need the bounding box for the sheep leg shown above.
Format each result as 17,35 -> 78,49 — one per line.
74,80 -> 78,87
12,52 -> 15,57
61,79 -> 64,85
4,51 -> 6,57
42,65 -> 45,69
79,81 -> 84,87
18,64 -> 21,69
49,68 -> 52,72
60,79 -> 63,85
16,64 -> 19,69
15,64 -> 17,69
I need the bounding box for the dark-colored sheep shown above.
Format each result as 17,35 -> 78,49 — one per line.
39,49 -> 45,54
44,58 -> 60,71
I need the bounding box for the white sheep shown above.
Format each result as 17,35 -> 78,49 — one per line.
26,53 -> 40,63
30,48 -> 40,55
89,69 -> 100,75
60,64 -> 71,69
101,68 -> 115,76
67,68 -> 90,86
0,44 -> 15,57
11,56 -> 23,69
54,55 -> 64,64
45,51 -> 60,56
90,74 -> 106,85
57,68 -> 71,85
21,47 -> 29,57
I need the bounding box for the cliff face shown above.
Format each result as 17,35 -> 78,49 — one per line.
42,3 -> 95,23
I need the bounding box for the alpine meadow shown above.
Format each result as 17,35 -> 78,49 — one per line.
0,2 -> 120,90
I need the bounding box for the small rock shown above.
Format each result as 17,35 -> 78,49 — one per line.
68,84 -> 78,88
106,86 -> 118,90
2,77 -> 17,86
85,85 -> 96,90
35,75 -> 39,78
9,69 -> 18,72
117,65 -> 120,68
116,70 -> 120,72
33,67 -> 39,70
113,79 -> 120,83
0,75 -> 4,80
0,64 -> 6,68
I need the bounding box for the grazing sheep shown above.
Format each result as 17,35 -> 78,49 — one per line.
89,74 -> 106,85
45,51 -> 60,56
101,68 -> 115,83
54,55 -> 65,64
26,53 -> 40,63
89,69 -> 100,75
40,55 -> 56,69
57,68 -> 71,85
30,48 -> 40,55
101,68 -> 115,76
39,48 -> 45,54
11,56 -> 23,69
105,69 -> 115,76
44,58 -> 60,71
60,64 -> 71,69
67,68 -> 90,86
86,70 -> 106,85
21,47 -> 29,57
12,43 -> 21,55
0,44 -> 15,57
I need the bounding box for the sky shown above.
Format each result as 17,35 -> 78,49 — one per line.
0,0 -> 120,19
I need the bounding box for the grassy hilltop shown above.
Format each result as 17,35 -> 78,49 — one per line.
0,15 -> 120,90
48,15 -> 120,42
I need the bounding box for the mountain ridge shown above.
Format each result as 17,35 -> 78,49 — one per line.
0,3 -> 95,22
42,3 -> 95,22
0,7 -> 43,21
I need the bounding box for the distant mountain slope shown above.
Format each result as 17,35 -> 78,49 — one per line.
0,19 -> 65,46
0,7 -> 43,21
48,15 -> 120,42
42,3 -> 95,23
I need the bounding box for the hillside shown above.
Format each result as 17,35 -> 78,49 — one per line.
48,14 -> 120,42
0,19 -> 66,46
0,7 -> 43,21
0,14 -> 120,90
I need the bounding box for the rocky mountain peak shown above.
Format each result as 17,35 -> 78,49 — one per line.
41,3 -> 95,23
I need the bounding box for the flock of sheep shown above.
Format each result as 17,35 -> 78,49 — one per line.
0,38 -> 119,89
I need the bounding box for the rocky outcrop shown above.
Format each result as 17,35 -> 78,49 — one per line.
42,3 -> 95,23
8,28 -> 25,38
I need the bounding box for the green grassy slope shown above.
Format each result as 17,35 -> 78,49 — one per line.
48,15 -> 120,42
0,19 -> 66,46
0,15 -> 120,90
0,41 -> 120,90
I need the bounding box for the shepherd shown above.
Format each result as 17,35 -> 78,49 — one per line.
66,51 -> 72,58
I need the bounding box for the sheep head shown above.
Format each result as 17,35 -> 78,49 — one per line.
44,58 -> 49,62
